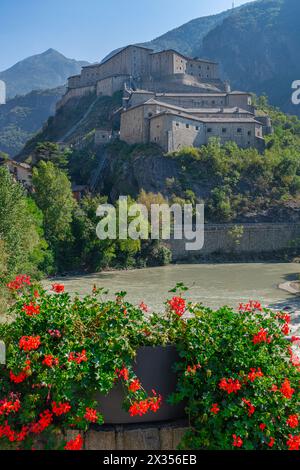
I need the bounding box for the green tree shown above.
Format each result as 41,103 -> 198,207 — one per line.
0,167 -> 49,276
32,142 -> 71,169
32,161 -> 75,269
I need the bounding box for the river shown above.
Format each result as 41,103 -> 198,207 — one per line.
45,263 -> 300,312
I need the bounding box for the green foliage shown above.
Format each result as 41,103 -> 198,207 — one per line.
0,282 -> 298,450
0,167 -> 50,277
32,161 -> 75,271
173,301 -> 299,450
166,105 -> 300,221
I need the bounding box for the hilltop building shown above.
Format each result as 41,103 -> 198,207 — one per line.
60,44 -> 272,152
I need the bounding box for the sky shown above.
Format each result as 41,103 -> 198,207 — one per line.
0,0 -> 252,71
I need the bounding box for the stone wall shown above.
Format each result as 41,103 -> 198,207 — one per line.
56,86 -> 96,110
65,422 -> 189,450
169,223 -> 300,261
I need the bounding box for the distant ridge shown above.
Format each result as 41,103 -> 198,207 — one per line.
0,49 -> 89,99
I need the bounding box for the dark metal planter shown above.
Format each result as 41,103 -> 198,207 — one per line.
96,345 -> 186,424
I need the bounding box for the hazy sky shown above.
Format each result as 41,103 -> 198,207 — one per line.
0,0 -> 253,71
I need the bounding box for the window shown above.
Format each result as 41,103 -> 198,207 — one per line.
237,128 -> 242,134
148,113 -> 153,117
196,126 -> 199,131
176,122 -> 179,127
248,130 -> 251,136
186,124 -> 190,129
207,128 -> 212,133
222,128 -> 227,133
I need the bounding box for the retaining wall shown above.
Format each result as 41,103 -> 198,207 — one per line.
169,223 -> 300,261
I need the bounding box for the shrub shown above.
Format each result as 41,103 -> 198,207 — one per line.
0,280 -> 299,450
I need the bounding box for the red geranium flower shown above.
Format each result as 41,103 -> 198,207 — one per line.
22,303 -> 40,317
287,415 -> 299,429
128,379 -> 141,392
268,437 -> 275,448
64,434 -> 83,451
280,379 -> 295,399
233,434 -> 243,448
242,398 -> 256,416
84,408 -> 99,423
68,350 -> 87,364
219,378 -> 242,394
282,323 -> 290,335
7,275 -> 31,291
252,328 -> 271,345
19,336 -> 41,352
168,296 -> 186,317
139,302 -> 149,312
259,423 -> 266,431
287,434 -> 300,451
51,283 -> 65,293
42,355 -> 59,368
52,402 -> 71,416
248,368 -> 264,382
116,367 -> 129,381
210,403 -> 220,415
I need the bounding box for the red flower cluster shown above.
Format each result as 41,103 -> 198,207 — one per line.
42,354 -> 59,368
0,398 -> 21,417
30,410 -> 53,434
116,367 -> 129,381
252,328 -> 271,345
52,402 -> 71,416
0,423 -> 28,442
280,379 -> 295,399
22,302 -> 40,317
139,302 -> 149,312
219,378 -> 242,394
84,408 -> 99,423
239,301 -> 262,312
247,368 -> 264,382
129,395 -> 162,417
128,379 -> 141,392
10,361 -> 31,384
259,423 -> 266,431
268,437 -> 275,448
68,350 -> 87,364
286,415 -> 299,429
51,284 -> 65,293
287,434 -> 300,451
277,312 -> 291,323
242,398 -> 256,416
282,323 -> 290,335
168,296 -> 186,317
19,336 -> 41,352
7,275 -> 31,291
64,433 -> 83,451
186,364 -> 201,376
232,434 -> 243,448
210,403 -> 220,415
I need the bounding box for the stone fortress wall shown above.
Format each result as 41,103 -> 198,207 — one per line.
59,44 -> 272,152
168,223 -> 300,261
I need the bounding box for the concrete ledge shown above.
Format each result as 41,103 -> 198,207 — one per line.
69,420 -> 189,450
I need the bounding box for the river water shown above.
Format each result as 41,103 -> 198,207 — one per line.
45,263 -> 300,312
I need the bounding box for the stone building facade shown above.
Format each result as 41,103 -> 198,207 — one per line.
120,99 -> 266,152
60,44 -> 272,151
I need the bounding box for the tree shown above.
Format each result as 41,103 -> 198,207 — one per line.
0,167 -> 49,276
32,142 -> 70,169
32,161 -> 75,268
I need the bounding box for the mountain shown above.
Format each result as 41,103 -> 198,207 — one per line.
0,49 -> 89,99
198,0 -> 299,114
141,10 -> 232,56
0,87 -> 64,157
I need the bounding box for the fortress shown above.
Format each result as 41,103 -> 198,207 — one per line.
59,45 -> 272,152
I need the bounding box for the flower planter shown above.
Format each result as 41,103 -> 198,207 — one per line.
96,345 -> 186,424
